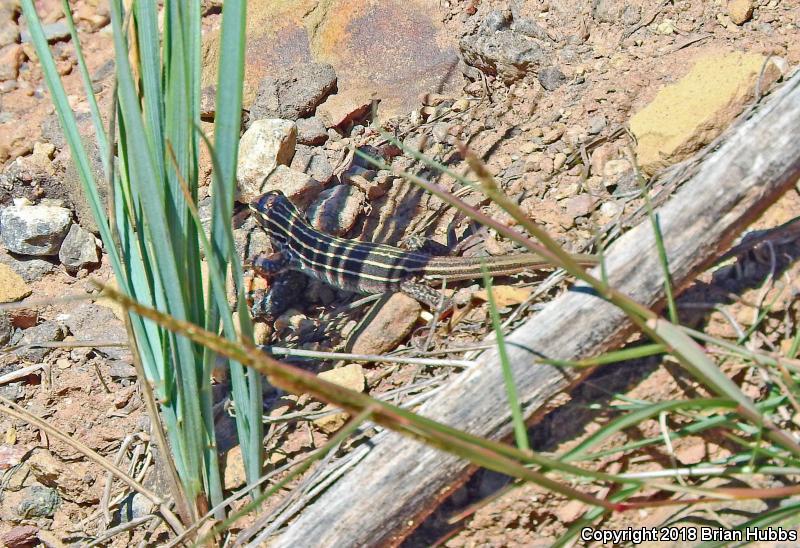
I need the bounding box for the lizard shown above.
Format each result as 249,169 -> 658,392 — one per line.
248,190 -> 598,311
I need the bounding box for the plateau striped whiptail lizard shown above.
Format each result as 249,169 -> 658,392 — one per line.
249,190 -> 598,310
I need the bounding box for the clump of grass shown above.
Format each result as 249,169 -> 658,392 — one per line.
21,0 -> 262,522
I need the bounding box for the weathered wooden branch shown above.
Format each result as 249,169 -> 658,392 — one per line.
274,72 -> 800,547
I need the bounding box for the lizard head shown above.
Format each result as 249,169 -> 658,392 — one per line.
249,190 -> 305,247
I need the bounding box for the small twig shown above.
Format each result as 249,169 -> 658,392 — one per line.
100,433 -> 149,529
85,515 -> 156,548
622,0 -> 671,41
0,363 -> 44,385
262,346 -> 475,369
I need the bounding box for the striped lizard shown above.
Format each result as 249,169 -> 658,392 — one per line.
249,190 -> 597,311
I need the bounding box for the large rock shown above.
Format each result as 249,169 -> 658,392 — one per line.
58,224 -> 99,273
249,62 -> 337,122
0,251 -> 55,283
630,52 -> 781,175
256,165 -> 322,208
236,119 -> 296,202
201,0 -> 461,120
16,485 -> 60,519
459,10 -> 549,83
0,203 -> 72,256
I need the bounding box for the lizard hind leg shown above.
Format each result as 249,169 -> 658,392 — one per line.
400,281 -> 453,312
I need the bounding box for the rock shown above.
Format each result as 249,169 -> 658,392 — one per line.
290,145 -> 334,185
481,10 -> 511,33
200,0 -> 460,121
351,293 -> 421,354
598,200 -> 623,220
0,203 -> 72,256
0,383 -> 23,401
116,492 -> 155,524
0,444 -> 27,471
315,88 -> 374,129
0,44 -> 24,81
306,185 -> 365,236
0,252 -> 55,283
57,126 -> 108,233
0,4 -> 20,48
20,21 -> 70,43
313,364 -> 367,434
236,119 -> 296,202
26,449 -> 61,487
257,165 -> 322,208
2,526 -> 39,548
542,125 -> 565,144
18,321 -> 67,362
295,116 -> 329,146
0,264 -> 31,303
60,303 -> 129,361
348,171 -> 392,201
318,363 -> 366,392
199,85 -> 216,118
728,0 -> 754,25
511,17 -> 550,41
26,449 -> 99,505
592,0 -> 618,22
0,312 -> 12,346
562,194 -> 597,219
603,158 -> 634,188
538,66 -> 566,91
58,224 -> 99,273
222,445 -> 246,490
460,16 -> 549,83
108,360 -> 137,380
587,114 -> 607,135
553,152 -> 567,171
249,63 -> 337,122
17,485 -> 60,518
630,52 -> 781,175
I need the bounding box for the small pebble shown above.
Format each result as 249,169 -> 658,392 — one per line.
553,152 -> 567,171
728,0 -> 754,25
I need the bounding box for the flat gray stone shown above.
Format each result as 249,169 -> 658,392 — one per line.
249,63 -> 337,122
61,303 -> 128,361
18,321 -> 67,362
17,485 -> 60,519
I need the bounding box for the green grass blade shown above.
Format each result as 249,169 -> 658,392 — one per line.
206,0 -> 265,494
482,264 -> 530,451
562,398 -> 732,461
